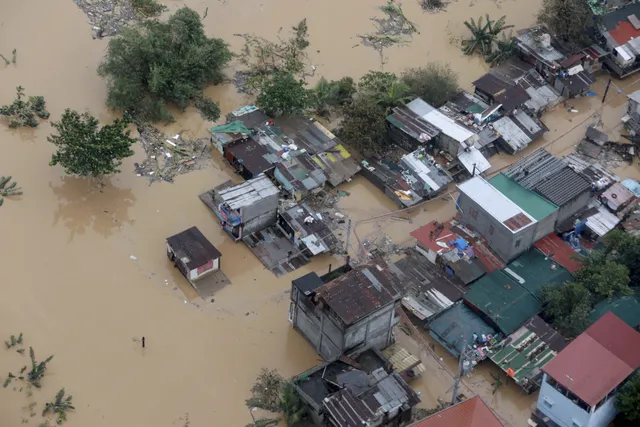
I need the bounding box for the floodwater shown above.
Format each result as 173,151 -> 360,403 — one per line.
2,0 -> 640,426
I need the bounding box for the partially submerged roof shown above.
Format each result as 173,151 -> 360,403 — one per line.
543,312 -> 640,406
167,226 -> 222,270
492,116 -> 532,152
215,174 -> 279,210
489,174 -> 558,221
225,139 -> 274,175
408,396 -> 503,427
534,234 -> 583,273
458,176 -> 536,233
292,272 -> 324,296
318,260 -> 401,325
280,203 -> 339,254
407,98 -> 475,144
429,303 -> 497,357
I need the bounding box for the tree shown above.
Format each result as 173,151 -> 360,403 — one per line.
540,282 -> 592,338
97,7 -> 232,123
43,388 -> 75,425
246,368 -> 284,413
256,72 -> 309,117
337,96 -> 389,155
358,71 -> 411,112
280,382 -> 307,426
48,110 -> 136,182
0,176 -> 22,207
401,63 -> 459,107
603,230 -> 640,286
462,15 -> 513,57
27,347 -> 53,388
309,77 -> 356,117
0,86 -> 49,128
574,252 -> 632,301
486,34 -> 517,67
537,0 -> 595,49
616,371 -> 640,423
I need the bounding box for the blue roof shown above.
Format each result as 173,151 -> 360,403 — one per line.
428,303 -> 497,357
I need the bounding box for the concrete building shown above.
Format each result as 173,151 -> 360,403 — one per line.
457,176 -> 538,262
534,313 -> 640,427
289,260 -> 402,360
625,90 -> 640,134
199,174 -> 279,241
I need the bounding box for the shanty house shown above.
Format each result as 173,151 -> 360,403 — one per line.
505,149 -> 592,226
290,260 -> 402,360
624,90 -> 640,134
408,396 -> 503,427
166,227 -> 229,298
399,148 -> 452,198
457,176 -> 538,262
600,2 -> 640,78
491,111 -> 547,154
386,103 -> 441,152
277,203 -> 340,258
472,72 -> 530,114
199,174 -> 279,241
534,313 -> 640,427
293,349 -> 420,427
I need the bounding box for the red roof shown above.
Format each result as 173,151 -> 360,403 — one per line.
559,53 -> 585,69
534,234 -> 583,274
543,312 -> 640,406
608,21 -> 640,46
410,222 -> 460,254
409,397 -> 503,427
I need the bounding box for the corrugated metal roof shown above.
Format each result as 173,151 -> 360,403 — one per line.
457,147 -> 491,175
166,226 -> 222,270
533,167 -> 591,206
590,289 -> 640,329
401,151 -> 451,192
324,388 -> 375,427
512,110 -> 542,136
318,260 -> 401,326
534,234 -> 583,273
458,177 -> 536,233
543,312 -> 640,406
409,396 -> 503,427
429,302 -> 497,357
217,174 -> 279,209
492,117 -> 531,152
602,182 -> 635,211
505,149 -> 565,189
489,174 -> 558,221
586,204 -> 620,237
407,98 -> 475,143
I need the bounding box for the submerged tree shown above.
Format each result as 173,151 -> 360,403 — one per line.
337,96 -> 389,155
486,33 -> 517,67
27,347 -> 53,388
48,110 -> 136,182
245,368 -> 308,427
98,7 -> 232,123
401,62 -> 459,107
0,86 -> 49,128
43,389 -> 75,425
537,0 -> 595,49
462,15 -> 513,57
256,72 -> 309,117
309,76 -> 356,117
0,176 -> 23,207
358,71 -> 411,111
616,371 -> 640,423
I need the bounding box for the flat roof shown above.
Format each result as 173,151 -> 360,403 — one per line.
489,173 -> 558,221
407,98 -> 475,143
534,234 -> 583,274
458,146 -> 491,175
458,176 -> 536,233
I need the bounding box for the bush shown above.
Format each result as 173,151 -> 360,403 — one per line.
256,72 -> 309,117
98,7 -> 232,123
401,63 -> 459,107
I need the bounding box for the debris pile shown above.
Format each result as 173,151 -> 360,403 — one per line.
418,0 -> 446,12
134,124 -> 212,183
73,0 -> 166,38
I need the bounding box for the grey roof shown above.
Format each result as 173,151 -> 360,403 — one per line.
167,227 -> 222,270
280,203 -> 340,253
216,174 -> 279,209
585,126 -> 608,146
628,90 -> 640,104
493,116 -> 532,152
533,167 -> 592,206
513,110 -> 543,136
505,149 -> 566,189
602,2 -> 640,31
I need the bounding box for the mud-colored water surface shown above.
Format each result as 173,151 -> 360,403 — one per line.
4,0 -> 640,426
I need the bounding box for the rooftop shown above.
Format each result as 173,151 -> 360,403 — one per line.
590,289 -> 640,329
214,174 -> 279,210
292,272 -> 324,296
408,396 -> 503,427
492,116 -> 532,152
543,312 -> 640,406
318,260 -> 402,326
273,152 -> 328,193
166,227 -> 222,270
458,176 -> 536,233
226,105 -> 270,128
387,103 -> 441,142
489,173 -> 558,221
534,234 -> 583,273
489,315 -> 566,389
280,203 -> 340,254
473,73 -> 530,112
458,146 -> 492,175
602,181 -> 635,211
601,3 -> 640,46
534,167 -> 592,207
429,302 -> 497,357
407,98 -> 476,144
586,203 -> 621,237
401,149 -> 452,193
516,28 -> 565,64
225,139 -> 274,176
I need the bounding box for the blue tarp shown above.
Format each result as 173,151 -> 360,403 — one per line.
622,179 -> 640,197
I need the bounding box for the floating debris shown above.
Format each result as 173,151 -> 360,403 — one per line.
72,0 -> 166,39
134,123 -> 212,184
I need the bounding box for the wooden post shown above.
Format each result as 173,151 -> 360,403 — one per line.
602,78 -> 612,104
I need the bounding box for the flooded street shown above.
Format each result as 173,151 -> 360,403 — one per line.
2,0 -> 640,425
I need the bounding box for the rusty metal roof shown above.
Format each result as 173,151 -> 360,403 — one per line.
318,260 -> 401,326
534,234 -> 583,274
543,312 -> 640,406
409,396 -> 503,427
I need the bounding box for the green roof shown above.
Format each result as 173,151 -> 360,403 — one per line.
490,329 -> 557,385
209,121 -> 250,135
489,173 -> 558,221
464,249 -> 574,335
590,289 -> 640,329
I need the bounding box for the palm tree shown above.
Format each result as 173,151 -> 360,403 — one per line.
462,15 -> 513,57
280,382 -> 307,426
486,33 -> 517,66
372,79 -> 413,112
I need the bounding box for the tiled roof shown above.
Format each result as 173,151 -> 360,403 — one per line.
543,312 -> 640,406
409,396 -> 503,427
318,260 -> 401,326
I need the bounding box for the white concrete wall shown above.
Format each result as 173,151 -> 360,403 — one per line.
538,374 -> 592,427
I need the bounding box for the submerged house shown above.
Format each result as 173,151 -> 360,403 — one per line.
600,2 -> 640,78
277,202 -> 340,258
533,313 -> 640,427
293,348 -> 420,427
491,111 -> 548,154
289,260 -> 402,360
399,148 -> 453,198
166,227 -> 229,298
199,174 -> 279,242
624,89 -> 640,134
472,72 -> 531,114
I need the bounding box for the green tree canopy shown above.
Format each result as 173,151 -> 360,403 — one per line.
98,7 -> 232,123
537,0 -> 595,49
309,76 -> 356,117
616,371 -> 640,423
401,63 -> 459,107
48,110 -> 136,181
603,229 -> 640,286
574,256 -> 632,301
256,72 -> 309,117
540,282 -> 592,338
358,71 -> 412,112
337,96 -> 389,155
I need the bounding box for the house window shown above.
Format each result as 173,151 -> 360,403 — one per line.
489,225 -> 494,235
515,239 -> 521,248
470,208 -> 478,219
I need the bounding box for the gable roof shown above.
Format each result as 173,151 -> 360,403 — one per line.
409,396 -> 503,427
166,227 -> 222,270
406,98 -> 476,144
543,312 -> 640,406
489,174 -> 558,221
318,260 -> 401,326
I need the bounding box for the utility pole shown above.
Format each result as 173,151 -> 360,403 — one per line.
451,340 -> 467,406
344,218 -> 352,266
602,78 -> 612,104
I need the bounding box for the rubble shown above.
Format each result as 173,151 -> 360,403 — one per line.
134,123 -> 212,184
73,0 -> 166,39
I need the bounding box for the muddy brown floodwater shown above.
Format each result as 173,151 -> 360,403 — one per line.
3,0 -> 640,426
